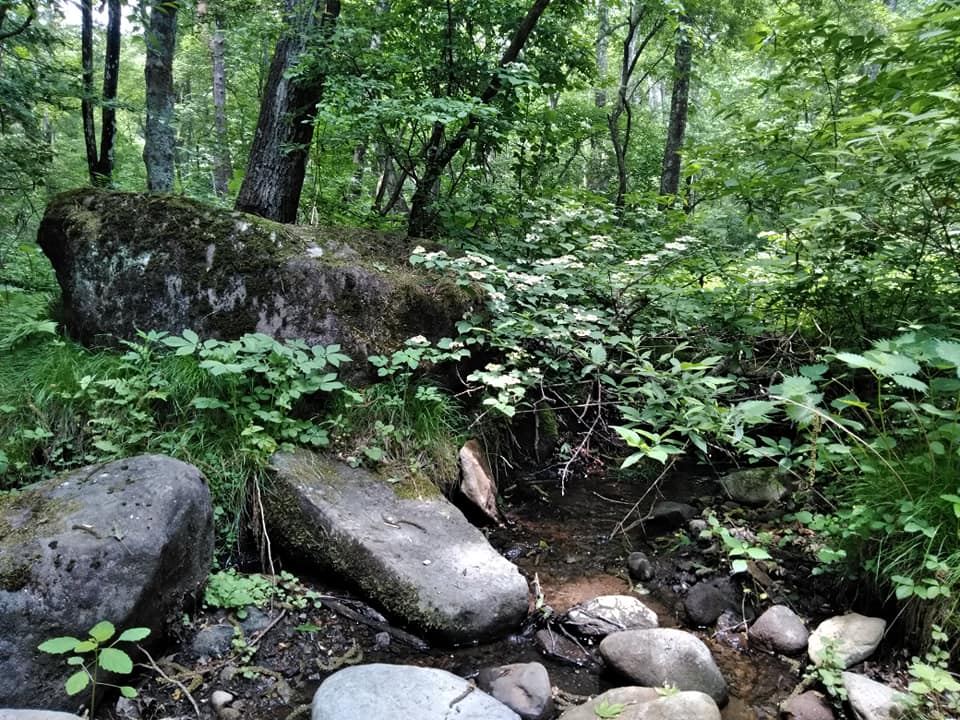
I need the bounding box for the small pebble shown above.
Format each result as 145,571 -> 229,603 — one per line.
374,631 -> 391,650
423,559 -> 432,565
211,690 -> 234,711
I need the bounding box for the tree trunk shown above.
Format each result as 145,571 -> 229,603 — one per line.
659,21 -> 692,206
234,0 -> 340,223
210,15 -> 232,198
88,0 -> 121,186
80,0 -> 98,183
407,0 -> 552,238
143,0 -> 179,192
607,3 -> 665,211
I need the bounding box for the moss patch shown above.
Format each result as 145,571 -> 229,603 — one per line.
0,489 -> 79,592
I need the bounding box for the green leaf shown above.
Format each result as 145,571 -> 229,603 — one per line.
117,627 -> 151,643
295,624 -> 323,632
731,558 -> 749,574
98,647 -> 134,674
38,636 -> 82,654
66,656 -> 85,666
890,375 -> 927,392
119,685 -> 139,698
588,343 -> 607,365
88,620 -> 115,643
65,670 -> 90,695
594,700 -> 626,718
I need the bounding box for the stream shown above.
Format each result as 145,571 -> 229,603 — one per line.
134,465 -> 830,720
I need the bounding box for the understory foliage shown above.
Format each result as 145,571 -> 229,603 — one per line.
2,0 -> 960,695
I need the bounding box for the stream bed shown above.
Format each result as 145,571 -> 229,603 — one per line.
130,465 -> 843,720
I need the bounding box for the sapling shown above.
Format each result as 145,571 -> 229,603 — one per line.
38,620 -> 150,714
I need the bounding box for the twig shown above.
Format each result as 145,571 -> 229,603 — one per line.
320,597 -> 429,650
608,456 -> 677,541
254,480 -> 276,578
140,646 -> 201,719
591,490 -> 632,506
248,607 -> 287,647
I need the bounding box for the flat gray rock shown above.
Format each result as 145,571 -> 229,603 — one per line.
780,691 -> 835,720
748,605 -> 809,655
842,672 -> 907,720
808,614 -> 886,668
558,686 -> 720,720
0,712 -> 84,720
477,662 -> 553,720
599,628 -> 728,705
719,468 -> 787,505
311,664 -> 519,720
0,456 -> 213,709
266,451 -> 529,642
565,595 -> 659,637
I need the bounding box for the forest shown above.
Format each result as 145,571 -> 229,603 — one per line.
1,0 -> 960,716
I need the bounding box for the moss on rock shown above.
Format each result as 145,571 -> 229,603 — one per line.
38,189 -> 473,383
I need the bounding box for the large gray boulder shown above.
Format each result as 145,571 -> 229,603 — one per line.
265,450 -> 529,642
312,664 -> 519,720
842,673 -> 906,720
748,605 -> 809,655
0,713 -> 84,720
558,687 -> 720,720
599,629 -> 728,705
808,614 -> 886,668
37,188 -> 470,381
0,456 -> 213,709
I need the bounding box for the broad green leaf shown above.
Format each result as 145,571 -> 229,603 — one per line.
745,546 -> 772,560
98,647 -> 134,674
38,636 -> 82,654
119,686 -> 139,698
588,343 -> 607,365
88,621 -> 115,643
731,558 -> 748,574
620,451 -> 645,469
117,627 -> 151,643
65,670 -> 90,695
890,375 -> 927,392
835,352 -> 874,370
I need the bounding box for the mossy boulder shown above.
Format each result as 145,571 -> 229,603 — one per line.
0,455 -> 213,709
265,450 -> 530,643
37,188 -> 472,382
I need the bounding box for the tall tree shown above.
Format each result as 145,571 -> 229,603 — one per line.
234,0 -> 340,223
658,16 -> 691,205
607,1 -> 668,211
81,0 -> 121,186
143,0 -> 180,192
407,0 -> 552,238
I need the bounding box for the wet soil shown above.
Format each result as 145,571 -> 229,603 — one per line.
117,465 -> 839,720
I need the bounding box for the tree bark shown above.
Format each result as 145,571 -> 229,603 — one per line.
658,20 -> 692,206
407,0 -> 552,238
210,15 -> 232,197
87,0 -> 121,186
143,0 -> 180,192
234,0 -> 340,223
607,2 -> 666,211
80,0 -> 98,183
